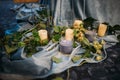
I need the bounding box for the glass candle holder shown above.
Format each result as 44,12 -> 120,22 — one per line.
85,30 -> 96,42
98,24 -> 107,37
59,39 -> 73,54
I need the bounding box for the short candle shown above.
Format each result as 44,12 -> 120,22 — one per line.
98,24 -> 107,37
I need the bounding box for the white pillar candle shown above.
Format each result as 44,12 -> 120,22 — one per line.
73,20 -> 83,28
65,29 -> 74,41
98,24 -> 107,37
38,30 -> 48,41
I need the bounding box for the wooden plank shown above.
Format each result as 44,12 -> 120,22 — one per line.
14,0 -> 39,3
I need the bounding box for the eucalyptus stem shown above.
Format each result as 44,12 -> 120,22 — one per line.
79,60 -> 86,66
22,25 -> 37,37
66,61 -> 86,80
67,69 -> 70,80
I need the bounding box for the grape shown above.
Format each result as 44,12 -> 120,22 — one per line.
96,56 -> 102,61
96,50 -> 102,54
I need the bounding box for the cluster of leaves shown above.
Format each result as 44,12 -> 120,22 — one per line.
83,17 -> 97,30
83,17 -> 120,43
72,21 -> 91,58
37,8 -> 48,19
117,35 -> 120,43
52,26 -> 67,42
51,18 -> 106,63
73,19 -> 106,60
22,29 -> 41,57
102,22 -> 120,44
18,27 -> 50,57
4,17 -> 120,59
3,27 -> 41,57
36,7 -> 53,28
4,31 -> 24,54
3,6 -> 53,57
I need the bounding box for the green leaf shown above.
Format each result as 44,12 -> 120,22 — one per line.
72,55 -> 82,62
54,26 -> 60,33
52,56 -> 62,63
117,35 -> 120,42
34,37 -> 40,42
82,37 -> 90,46
18,42 -> 26,47
83,49 -> 92,58
32,29 -> 39,37
41,39 -> 48,45
26,53 -> 33,58
4,45 -> 18,54
32,29 -> 40,42
113,25 -> 120,30
83,17 -> 97,29
52,34 -> 61,42
39,23 -> 46,29
52,77 -> 64,80
73,41 -> 78,48
73,29 -> 77,36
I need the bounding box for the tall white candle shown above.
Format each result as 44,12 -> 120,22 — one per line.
65,29 -> 74,41
73,20 -> 83,29
38,30 -> 48,41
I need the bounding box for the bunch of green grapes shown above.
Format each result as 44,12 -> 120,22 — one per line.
93,40 -> 103,54
73,23 -> 87,42
93,40 -> 106,60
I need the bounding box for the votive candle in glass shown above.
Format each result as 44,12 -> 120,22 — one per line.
85,30 -> 96,42
59,39 -> 73,54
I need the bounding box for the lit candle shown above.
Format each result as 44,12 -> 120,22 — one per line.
59,39 -> 73,54
98,24 -> 107,37
38,30 -> 48,41
73,20 -> 83,29
65,29 -> 74,41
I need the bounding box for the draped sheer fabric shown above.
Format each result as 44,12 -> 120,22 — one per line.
50,0 -> 120,26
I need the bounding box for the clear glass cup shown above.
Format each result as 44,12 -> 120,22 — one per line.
59,38 -> 73,54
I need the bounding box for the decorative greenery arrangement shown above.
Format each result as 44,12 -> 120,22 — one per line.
52,26 -> 67,42
51,20 -> 106,62
3,16 -> 120,59
2,16 -> 120,80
